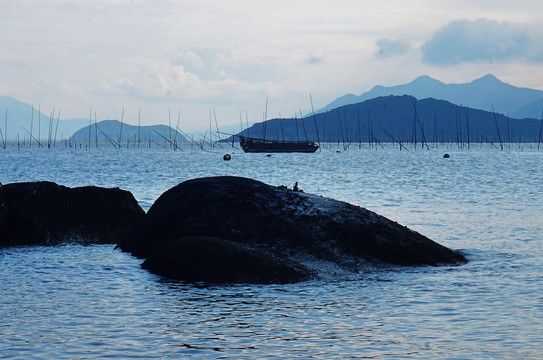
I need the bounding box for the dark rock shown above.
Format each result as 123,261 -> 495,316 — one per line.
142,236 -> 313,284
119,176 -> 466,283
0,181 -> 145,247
0,189 -> 7,241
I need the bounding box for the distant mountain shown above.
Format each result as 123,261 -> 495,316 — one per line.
69,120 -> 187,147
235,95 -> 542,145
319,74 -> 543,120
0,96 -> 88,142
514,98 -> 543,119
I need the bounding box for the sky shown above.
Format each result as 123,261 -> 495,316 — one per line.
2,0 -> 543,131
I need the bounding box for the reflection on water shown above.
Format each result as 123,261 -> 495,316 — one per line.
1,145 -> 542,359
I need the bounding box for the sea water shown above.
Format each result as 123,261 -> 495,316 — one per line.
1,144 -> 542,359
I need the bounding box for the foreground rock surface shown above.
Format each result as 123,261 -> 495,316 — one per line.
119,176 -> 466,283
141,236 -> 313,284
0,181 -> 145,246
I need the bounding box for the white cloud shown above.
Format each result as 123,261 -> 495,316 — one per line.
306,56 -> 325,64
375,39 -> 411,59
175,51 -> 205,70
422,19 -> 543,66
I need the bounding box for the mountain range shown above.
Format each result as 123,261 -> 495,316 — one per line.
0,96 -> 88,143
0,96 -> 185,145
318,74 -> 543,120
2,74 -> 543,144
238,95 -> 542,146
69,120 -> 187,147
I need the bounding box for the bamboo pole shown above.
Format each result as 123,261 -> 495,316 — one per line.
30,105 -> 34,148
491,104 -> 503,150
538,108 -> 542,150
310,94 -> 321,148
118,107 -> 124,148
88,107 -> 92,149
54,109 -> 60,147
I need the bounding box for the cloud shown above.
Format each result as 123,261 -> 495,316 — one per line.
375,39 -> 411,59
422,19 -> 543,66
306,55 -> 324,64
175,51 -> 205,70
97,58 -> 273,107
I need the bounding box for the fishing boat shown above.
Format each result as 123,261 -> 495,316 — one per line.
239,136 -> 319,153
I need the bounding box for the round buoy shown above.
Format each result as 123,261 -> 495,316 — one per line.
223,154 -> 231,161
443,153 -> 450,158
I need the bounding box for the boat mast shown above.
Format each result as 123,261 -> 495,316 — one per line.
245,110 -> 249,138
300,109 -> 308,142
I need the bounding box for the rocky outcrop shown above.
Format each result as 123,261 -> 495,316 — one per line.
0,177 -> 467,284
0,181 -> 145,247
141,236 -> 313,284
119,176 -> 466,283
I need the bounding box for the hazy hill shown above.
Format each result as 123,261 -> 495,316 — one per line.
69,120 -> 187,147
319,74 -> 543,120
0,96 -> 88,142
515,97 -> 543,119
236,95 -> 542,145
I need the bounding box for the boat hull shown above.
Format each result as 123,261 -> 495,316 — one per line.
240,137 -> 319,153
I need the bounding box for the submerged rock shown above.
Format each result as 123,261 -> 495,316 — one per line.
119,176 -> 466,284
142,236 -> 313,284
0,181 -> 145,247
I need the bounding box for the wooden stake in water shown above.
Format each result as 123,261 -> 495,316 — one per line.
47,108 -> 54,149
30,105 -> 34,148
174,109 -> 181,148
0,109 -> 6,149
213,108 -> 222,147
491,104 -> 503,150
119,107 -> 124,148
95,111 -> 98,148
263,98 -> 268,141
357,108 -> 361,149
465,107 -> 471,149
310,94 -> 321,149
138,108 -> 141,149
54,109 -> 60,148
367,108 -> 372,149
169,108 -> 172,149
38,105 -> 41,144
88,107 -> 92,149
336,110 -> 345,149
538,108 -> 542,150
433,111 -> 438,148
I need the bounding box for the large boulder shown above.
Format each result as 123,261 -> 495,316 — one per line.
0,181 -> 145,247
141,236 -> 313,284
119,176 -> 466,283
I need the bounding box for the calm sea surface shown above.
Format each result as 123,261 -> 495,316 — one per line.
1,144 -> 542,359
